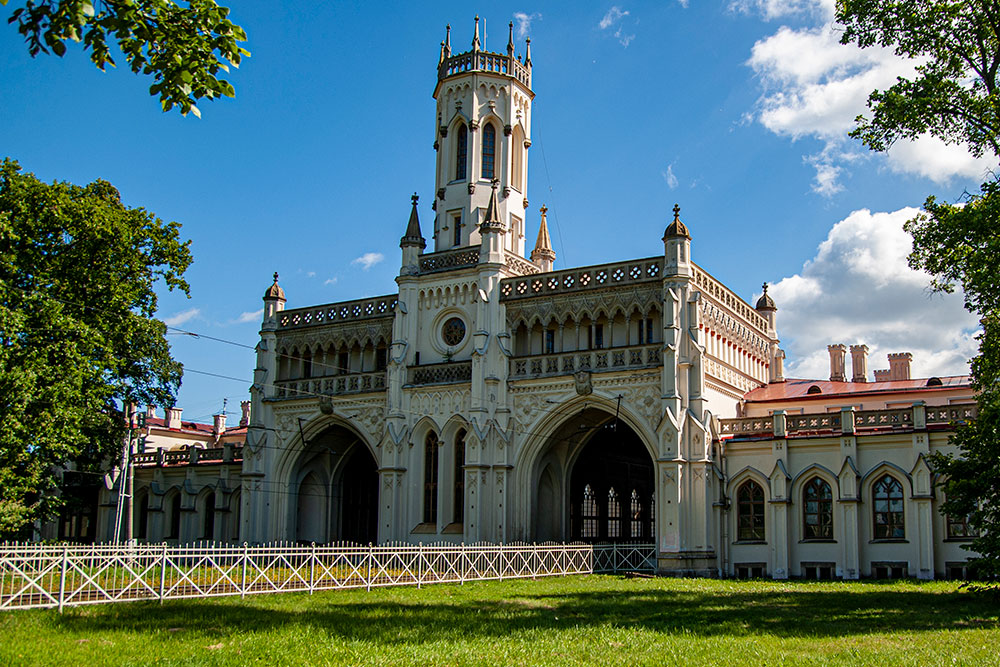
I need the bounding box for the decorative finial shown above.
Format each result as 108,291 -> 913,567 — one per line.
473,16 -> 481,50
525,37 -> 532,65
673,203 -> 681,222
507,21 -> 515,53
273,272 -> 279,284
411,192 -> 419,206
762,282 -> 768,295
540,204 -> 548,216
491,178 -> 499,190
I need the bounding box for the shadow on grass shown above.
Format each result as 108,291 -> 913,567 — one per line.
51,579 -> 999,646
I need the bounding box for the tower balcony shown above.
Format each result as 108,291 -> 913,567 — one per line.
438,48 -> 531,89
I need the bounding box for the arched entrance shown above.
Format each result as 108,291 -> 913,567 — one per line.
290,423 -> 379,544
532,406 -> 655,543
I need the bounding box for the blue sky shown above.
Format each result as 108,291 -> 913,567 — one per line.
1,1 -> 988,424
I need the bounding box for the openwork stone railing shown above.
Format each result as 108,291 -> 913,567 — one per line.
0,541 -> 643,611
720,403 -> 978,440
419,247 -> 480,274
500,257 -> 662,301
511,344 -> 662,380
439,48 -> 531,87
692,264 -> 768,332
275,372 -> 387,398
409,361 -> 473,385
278,294 -> 398,330
132,445 -> 244,468
504,250 -> 541,276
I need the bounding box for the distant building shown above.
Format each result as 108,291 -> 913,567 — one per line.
103,19 -> 979,579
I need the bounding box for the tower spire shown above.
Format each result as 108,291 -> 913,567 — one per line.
525,37 -> 532,66
481,180 -> 504,232
507,21 -> 515,55
445,24 -> 451,57
531,204 -> 556,272
400,193 -> 426,249
472,15 -> 481,51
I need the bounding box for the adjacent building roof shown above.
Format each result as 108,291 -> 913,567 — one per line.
743,376 -> 970,403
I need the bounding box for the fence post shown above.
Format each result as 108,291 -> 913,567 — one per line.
417,543 -> 423,589
460,543 -> 465,585
241,542 -> 248,599
309,543 -> 316,595
365,543 -> 373,592
57,545 -> 68,613
613,543 -> 619,573
159,543 -> 167,604
498,545 -> 503,582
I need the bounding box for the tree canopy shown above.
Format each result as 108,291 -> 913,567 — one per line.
0,159 -> 191,537
2,0 -> 248,116
837,0 -> 1000,581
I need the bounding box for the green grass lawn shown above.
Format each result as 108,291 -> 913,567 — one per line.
1,575 -> 997,666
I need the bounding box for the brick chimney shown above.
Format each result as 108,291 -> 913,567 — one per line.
213,413 -> 227,442
165,407 -> 182,429
828,344 -> 847,382
145,405 -> 156,420
874,369 -> 891,382
888,352 -> 913,381
240,400 -> 251,428
850,344 -> 869,383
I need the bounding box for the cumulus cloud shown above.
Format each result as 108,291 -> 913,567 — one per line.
351,252 -> 385,270
731,0 -> 833,21
764,207 -> 978,380
235,309 -> 263,324
745,7 -> 990,193
324,277 -> 338,286
307,271 -> 316,278
163,308 -> 201,327
599,6 -> 635,46
663,164 -> 679,189
513,12 -> 541,39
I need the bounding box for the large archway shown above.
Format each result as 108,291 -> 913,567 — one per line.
531,406 -> 655,543
289,423 -> 379,544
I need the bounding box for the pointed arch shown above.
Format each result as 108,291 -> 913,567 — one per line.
481,121 -> 497,181
511,124 -> 525,191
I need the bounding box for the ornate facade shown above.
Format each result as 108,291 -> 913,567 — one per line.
106,19 -> 978,579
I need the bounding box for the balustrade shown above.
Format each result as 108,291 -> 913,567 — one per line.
500,257 -> 662,301
274,371 -> 387,398
409,361 -> 473,385
278,294 -> 397,330
510,344 -> 661,380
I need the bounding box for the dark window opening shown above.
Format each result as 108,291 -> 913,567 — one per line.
455,125 -> 468,180
873,475 -> 905,539
423,433 -> 439,524
737,480 -> 765,541
545,329 -> 555,354
453,430 -> 466,524
482,123 -> 496,180
735,563 -> 767,579
803,477 -> 833,540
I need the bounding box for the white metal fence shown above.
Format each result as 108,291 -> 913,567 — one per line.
0,542 -> 655,611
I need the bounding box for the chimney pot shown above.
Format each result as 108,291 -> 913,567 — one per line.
165,407 -> 182,429
887,352 -> 913,381
240,400 -> 251,428
850,344 -> 869,383
213,413 -> 226,441
827,344 -> 847,382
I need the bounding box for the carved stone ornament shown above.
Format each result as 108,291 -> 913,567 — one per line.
522,197 -> 529,209
504,124 -> 513,136
437,187 -> 446,201
574,370 -> 593,396
468,183 -> 476,195
503,186 -> 511,198
439,125 -> 448,138
469,119 -> 479,131
433,141 -> 439,152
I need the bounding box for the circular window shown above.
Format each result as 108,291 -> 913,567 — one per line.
442,317 -> 467,346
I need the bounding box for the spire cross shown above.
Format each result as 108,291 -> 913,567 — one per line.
540,204 -> 548,216
272,272 -> 279,284
673,204 -> 681,221
411,192 -> 419,206
762,282 -> 769,295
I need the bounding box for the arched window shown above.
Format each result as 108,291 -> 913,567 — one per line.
630,489 -> 642,537
453,430 -> 466,524
481,123 -> 496,180
607,487 -> 621,538
136,491 -> 149,540
581,484 -> 599,538
202,491 -> 216,541
736,480 -> 765,541
873,474 -> 905,539
803,477 -> 833,540
167,491 -> 182,540
511,125 -> 525,191
423,433 -> 439,524
455,125 -> 468,180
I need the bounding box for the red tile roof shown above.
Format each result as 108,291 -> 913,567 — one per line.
743,376 -> 970,403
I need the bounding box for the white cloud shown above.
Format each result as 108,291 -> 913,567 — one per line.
351,252 -> 385,270
746,16 -> 988,193
513,12 -> 541,39
765,207 -> 978,380
677,0 -> 689,8
163,308 -> 201,327
307,271 -> 316,278
235,309 -> 263,324
324,277 -> 338,286
599,6 -> 635,46
663,164 -> 679,189
599,6 -> 628,29
731,0 -> 834,21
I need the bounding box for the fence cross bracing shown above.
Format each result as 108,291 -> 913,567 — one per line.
0,542 -> 656,611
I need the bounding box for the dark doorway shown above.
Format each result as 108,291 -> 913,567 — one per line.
570,421 -> 654,542
340,446 -> 378,543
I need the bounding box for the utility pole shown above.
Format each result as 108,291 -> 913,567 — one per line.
112,405 -> 142,544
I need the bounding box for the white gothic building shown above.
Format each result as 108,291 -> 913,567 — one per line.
105,20 -> 980,580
